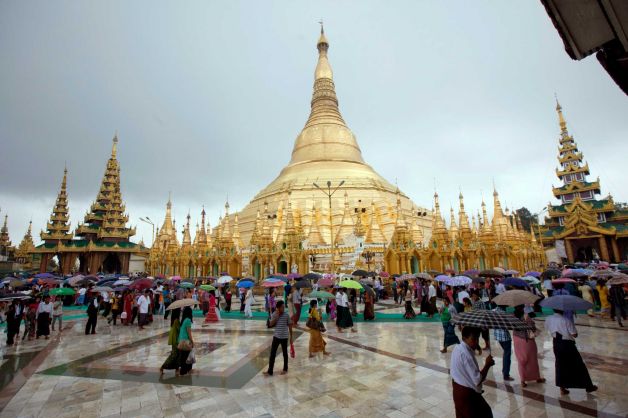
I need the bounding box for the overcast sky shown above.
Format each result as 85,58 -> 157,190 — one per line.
1,1 -> 626,246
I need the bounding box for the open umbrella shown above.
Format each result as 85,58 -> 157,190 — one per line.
352,269 -> 369,277
303,273 -> 322,281
239,277 -> 255,283
317,278 -> 334,288
113,286 -> 129,292
359,278 -> 374,286
0,293 -> 30,301
444,276 -> 472,287
307,290 -> 335,299
262,280 -> 284,288
9,279 -> 25,288
181,278 -> 195,284
199,284 -> 216,291
49,288 -> 76,296
562,269 -> 590,279
502,278 -> 528,288
618,263 -> 628,271
113,279 -> 131,286
463,269 -> 480,277
471,277 -> 486,284
493,267 -> 506,273
129,279 -> 153,291
540,295 -> 593,311
608,274 -> 628,285
295,280 -> 312,289
236,280 -> 254,288
34,272 -> 55,279
287,273 -> 302,280
268,275 -> 288,282
552,278 -> 577,284
452,310 -> 534,331
379,272 -> 390,278
435,274 -> 450,282
166,298 -> 199,310
178,282 -> 194,289
522,276 -> 540,285
415,272 -> 433,281
170,276 -> 182,281
93,286 -> 113,292
479,269 -> 504,278
541,269 -> 561,280
504,269 -> 519,276
591,270 -> 616,279
217,276 -> 234,285
338,280 -> 363,290
493,290 -> 540,307
524,271 -> 541,278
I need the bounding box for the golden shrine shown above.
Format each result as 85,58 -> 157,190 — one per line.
33,135 -> 145,274
540,101 -> 628,262
145,28 -> 544,278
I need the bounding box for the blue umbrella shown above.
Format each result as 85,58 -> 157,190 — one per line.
502,278 -> 528,288
236,281 -> 254,288
540,295 -> 593,311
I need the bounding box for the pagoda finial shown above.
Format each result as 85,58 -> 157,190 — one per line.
555,96 -> 568,134
111,132 -> 118,158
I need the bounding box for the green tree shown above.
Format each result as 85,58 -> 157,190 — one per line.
515,207 -> 538,232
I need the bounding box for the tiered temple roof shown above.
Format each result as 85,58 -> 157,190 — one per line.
41,168 -> 73,242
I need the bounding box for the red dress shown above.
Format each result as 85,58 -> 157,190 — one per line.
123,294 -> 133,325
204,294 -> 219,323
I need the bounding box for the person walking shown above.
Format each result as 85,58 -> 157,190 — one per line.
403,286 -> 416,319
363,285 -> 375,321
85,295 -> 101,335
264,300 -> 293,376
225,287 -> 232,312
177,307 -> 195,376
292,286 -> 302,325
493,306 -> 513,382
122,290 -> 133,325
450,326 -> 495,418
160,308 -> 181,375
470,293 -> 491,354
597,280 -> 610,318
439,298 -> 460,353
545,310 -> 597,395
609,284 -> 626,327
239,286 -> 246,313
51,296 -> 63,332
244,287 -> 254,318
108,293 -> 121,325
307,300 -> 330,357
335,288 -> 356,332
36,296 -> 53,340
512,306 -> 545,387
137,290 -> 150,330
578,281 -> 595,317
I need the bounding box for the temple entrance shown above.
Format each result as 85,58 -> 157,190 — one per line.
278,260 -> 288,274
254,261 -> 261,279
410,256 -> 419,274
571,238 -> 601,262
102,253 -> 121,274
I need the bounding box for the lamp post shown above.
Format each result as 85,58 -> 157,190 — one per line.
313,180 -> 345,273
139,217 -> 155,246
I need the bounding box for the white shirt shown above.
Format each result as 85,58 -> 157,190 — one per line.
37,302 -> 54,315
101,292 -> 110,302
341,293 -> 349,307
137,295 -> 149,314
428,285 -> 436,298
545,313 -> 577,341
336,291 -> 343,307
496,283 -> 506,294
450,341 -> 483,393
79,288 -> 86,295
457,290 -> 470,304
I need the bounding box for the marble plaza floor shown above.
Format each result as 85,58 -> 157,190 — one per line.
0,301 -> 626,418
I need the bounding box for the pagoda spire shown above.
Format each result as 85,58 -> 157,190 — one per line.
458,192 -> 472,241
307,202 -> 326,245
335,191 -> 354,244
430,192 -> 449,244
233,211 -> 243,248
0,214 -> 11,249
41,167 -> 73,242
449,207 -> 459,240
15,220 -> 35,265
182,212 -> 192,246
365,202 -> 386,244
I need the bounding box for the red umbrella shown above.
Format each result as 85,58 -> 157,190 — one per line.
317,278 -> 334,288
129,278 -> 153,290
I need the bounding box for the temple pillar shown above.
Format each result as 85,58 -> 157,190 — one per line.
599,237 -> 610,261
565,240 -> 574,263
611,239 -> 620,262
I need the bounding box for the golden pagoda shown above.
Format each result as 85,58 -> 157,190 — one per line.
34,135 -> 143,274
540,100 -> 628,262
14,221 -> 36,269
0,214 -> 15,262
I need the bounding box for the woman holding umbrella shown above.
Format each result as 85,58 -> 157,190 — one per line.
307,299 -> 330,357
403,284 -> 416,319
439,298 -> 460,353
512,305 -> 545,387
177,306 -> 195,376
160,308 -> 181,376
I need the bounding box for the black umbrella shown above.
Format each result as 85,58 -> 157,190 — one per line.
352,269 -> 369,277
541,269 -> 561,280
479,269 -> 504,278
295,280 -> 312,289
367,271 -> 377,277
471,277 -> 485,284
303,273 -> 322,281
452,310 -> 534,331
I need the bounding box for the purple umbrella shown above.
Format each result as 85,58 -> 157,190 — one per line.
524,271 -> 541,278
502,278 -> 528,288
287,273 -> 302,280
35,272 -> 55,279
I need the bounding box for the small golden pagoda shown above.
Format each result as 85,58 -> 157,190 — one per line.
14,221 -> 36,269
34,134 -> 143,274
540,101 -> 628,262
0,214 -> 15,262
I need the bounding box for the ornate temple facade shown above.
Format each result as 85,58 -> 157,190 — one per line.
540,101 -> 628,263
33,135 -> 145,274
144,29 -> 543,278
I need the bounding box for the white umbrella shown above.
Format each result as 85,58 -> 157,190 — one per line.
166,298 -> 199,310
113,279 -> 131,286
217,276 -> 233,284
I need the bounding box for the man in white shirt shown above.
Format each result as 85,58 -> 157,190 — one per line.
450,327 -> 495,417
496,280 -> 506,295
427,282 -> 437,318
335,288 -> 356,333
545,311 -> 597,395
137,290 -> 150,330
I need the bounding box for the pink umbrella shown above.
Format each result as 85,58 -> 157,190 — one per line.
170,276 -> 182,281
317,278 -> 334,288
262,280 -> 284,288
552,278 -> 577,284
379,271 -> 390,278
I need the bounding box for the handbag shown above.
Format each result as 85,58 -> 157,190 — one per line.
121,312 -> 128,320
186,348 -> 196,364
318,320 -> 326,333
177,339 -> 193,351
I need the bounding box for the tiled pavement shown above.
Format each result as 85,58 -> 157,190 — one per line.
0,301 -> 626,418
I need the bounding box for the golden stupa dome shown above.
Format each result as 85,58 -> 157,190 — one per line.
236,29 -> 429,245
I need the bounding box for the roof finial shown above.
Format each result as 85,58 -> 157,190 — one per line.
111,132 -> 118,158
319,19 -> 324,35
